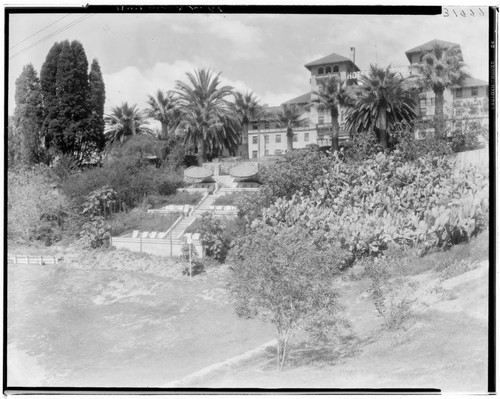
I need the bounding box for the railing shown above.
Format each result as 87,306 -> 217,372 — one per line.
248,125 -> 314,134
8,254 -> 62,265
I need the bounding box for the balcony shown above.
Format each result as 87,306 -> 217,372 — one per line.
248,125 -> 314,134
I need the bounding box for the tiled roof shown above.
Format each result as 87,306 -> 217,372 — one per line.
451,77 -> 488,89
405,39 -> 460,61
305,52 -> 357,69
282,92 -> 311,105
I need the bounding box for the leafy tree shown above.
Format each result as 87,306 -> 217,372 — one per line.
276,104 -> 310,152
233,91 -> 262,159
175,68 -> 240,164
311,76 -> 350,152
416,43 -> 470,139
229,224 -> 351,370
13,63 -> 43,165
104,102 -> 154,151
40,40 -> 105,164
344,64 -> 417,149
146,89 -> 181,140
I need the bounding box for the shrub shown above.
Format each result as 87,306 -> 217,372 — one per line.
80,216 -> 110,249
142,191 -> 203,209
339,130 -> 383,162
229,225 -> 352,370
8,165 -> 70,244
258,152 -> 489,257
198,212 -> 231,263
213,192 -> 248,206
449,123 -> 481,153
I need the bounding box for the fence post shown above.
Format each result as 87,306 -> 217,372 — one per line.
14,255 -> 17,264
140,235 -> 142,253
27,255 -> 30,264
39,256 -> 43,265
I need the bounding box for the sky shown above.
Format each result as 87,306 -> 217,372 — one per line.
7,8 -> 491,116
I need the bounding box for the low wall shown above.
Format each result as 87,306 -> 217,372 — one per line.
203,161 -> 259,176
110,236 -> 203,258
454,147 -> 489,168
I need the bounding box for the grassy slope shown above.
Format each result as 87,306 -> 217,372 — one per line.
7,248 -> 273,387
189,230 -> 490,392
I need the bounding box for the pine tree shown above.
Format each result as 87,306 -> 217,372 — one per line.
40,40 -> 105,164
13,63 -> 43,165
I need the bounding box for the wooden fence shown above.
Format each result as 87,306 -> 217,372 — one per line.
8,254 -> 62,265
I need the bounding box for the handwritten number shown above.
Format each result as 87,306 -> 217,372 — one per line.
470,9 -> 474,16
479,8 -> 484,16
460,10 -> 466,17
443,8 -> 449,17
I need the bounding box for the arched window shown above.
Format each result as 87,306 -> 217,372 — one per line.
318,67 -> 324,75
325,66 -> 332,74
333,65 -> 339,73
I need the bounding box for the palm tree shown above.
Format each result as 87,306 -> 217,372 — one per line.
104,102 -> 154,151
416,43 -> 470,139
277,104 -> 310,153
146,90 -> 180,140
344,65 -> 417,149
233,91 -> 262,160
175,68 -> 239,164
311,76 -> 350,153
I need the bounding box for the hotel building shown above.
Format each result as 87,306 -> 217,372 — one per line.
247,39 -> 488,159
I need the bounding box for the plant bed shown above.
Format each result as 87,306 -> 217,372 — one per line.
110,209 -> 181,237
213,193 -> 249,207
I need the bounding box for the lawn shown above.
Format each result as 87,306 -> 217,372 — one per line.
109,210 -> 181,236
6,248 -> 273,387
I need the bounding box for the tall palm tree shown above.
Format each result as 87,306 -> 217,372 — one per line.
233,91 -> 262,160
175,68 -> 239,164
104,102 -> 154,151
146,89 -> 181,140
344,64 -> 417,149
277,104 -> 310,153
311,76 -> 350,153
416,43 -> 470,139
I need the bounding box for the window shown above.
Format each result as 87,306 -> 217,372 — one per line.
293,134 -> 298,142
430,98 -> 435,106
265,149 -> 269,156
252,150 -> 258,159
325,66 -> 332,74
333,65 -> 339,73
252,135 -> 257,144
318,67 -> 324,75
264,121 -> 270,129
456,88 -> 463,98
304,133 -> 309,142
318,115 -> 325,124
275,149 -> 282,155
471,86 -> 478,96
264,135 -> 269,144
419,98 -> 426,107
252,122 -> 259,130
276,134 -> 281,143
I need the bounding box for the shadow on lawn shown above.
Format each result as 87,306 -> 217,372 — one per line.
260,333 -> 376,371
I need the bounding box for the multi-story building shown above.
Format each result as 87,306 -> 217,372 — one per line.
247,39 -> 488,158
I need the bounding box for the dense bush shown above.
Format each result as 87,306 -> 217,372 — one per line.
258,152 -> 489,257
449,122 -> 482,153
198,212 -> 232,263
142,191 -> 203,209
8,166 -> 71,244
339,130 -> 383,162
61,156 -> 184,210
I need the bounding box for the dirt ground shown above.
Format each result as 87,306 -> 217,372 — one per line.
6,247 -> 273,387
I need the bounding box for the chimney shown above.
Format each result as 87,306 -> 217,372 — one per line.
350,47 -> 356,64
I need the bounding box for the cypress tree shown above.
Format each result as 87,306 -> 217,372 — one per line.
40,41 -> 62,152
13,63 -> 43,165
87,59 -> 106,156
40,40 -> 105,164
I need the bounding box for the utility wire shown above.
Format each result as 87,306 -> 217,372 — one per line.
9,14 -> 71,50
9,14 -> 94,60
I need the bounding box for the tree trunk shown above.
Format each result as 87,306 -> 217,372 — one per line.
434,88 -> 445,140
197,136 -> 206,165
378,108 -> 388,150
241,123 -> 249,160
160,122 -> 169,140
286,126 -> 293,152
330,110 -> 340,153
